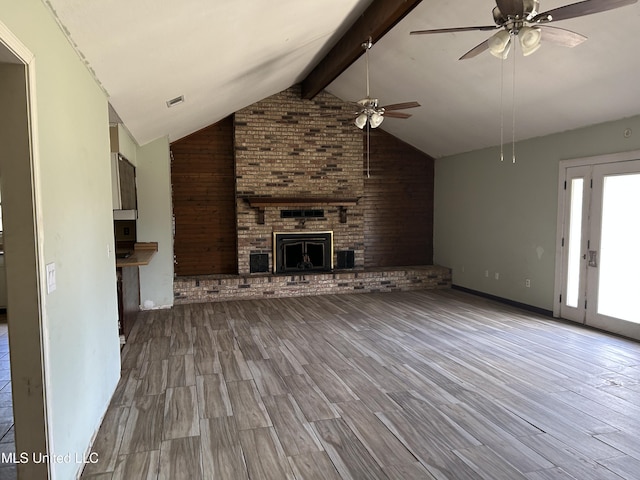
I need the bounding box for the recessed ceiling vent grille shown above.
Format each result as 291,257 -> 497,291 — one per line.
166,95 -> 184,108
280,209 -> 324,219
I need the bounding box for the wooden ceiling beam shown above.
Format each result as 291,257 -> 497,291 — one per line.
301,0 -> 423,100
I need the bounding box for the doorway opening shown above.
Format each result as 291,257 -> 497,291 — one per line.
0,23 -> 50,480
555,150 -> 640,340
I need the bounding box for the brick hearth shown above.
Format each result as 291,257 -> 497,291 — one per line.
174,265 -> 451,304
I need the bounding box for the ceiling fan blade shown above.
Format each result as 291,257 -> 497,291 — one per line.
383,111 -> 412,119
496,0 -> 525,17
459,39 -> 491,60
410,25 -> 498,35
381,101 -> 420,111
532,0 -> 637,23
539,25 -> 587,47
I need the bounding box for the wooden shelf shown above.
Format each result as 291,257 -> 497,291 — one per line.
116,242 -> 158,267
243,196 -> 360,207
242,196 -> 360,224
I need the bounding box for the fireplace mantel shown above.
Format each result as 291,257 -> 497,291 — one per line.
242,196 -> 360,224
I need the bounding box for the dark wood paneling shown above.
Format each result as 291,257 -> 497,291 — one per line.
364,129 -> 434,267
118,156 -> 137,210
171,118 -> 237,275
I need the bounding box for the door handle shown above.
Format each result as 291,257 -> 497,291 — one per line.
588,250 -> 598,267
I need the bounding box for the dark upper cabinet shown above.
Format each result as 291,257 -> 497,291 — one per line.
111,153 -> 137,213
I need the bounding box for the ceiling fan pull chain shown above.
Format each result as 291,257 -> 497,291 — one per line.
366,121 -> 371,178
365,37 -> 371,99
500,53 -> 505,162
511,38 -> 517,164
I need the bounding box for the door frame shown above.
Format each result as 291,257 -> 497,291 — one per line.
554,148 -> 640,320
0,21 -> 52,479
556,164 -> 591,323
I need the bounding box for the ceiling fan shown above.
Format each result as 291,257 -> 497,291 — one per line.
352,38 -> 420,177
410,0 -> 638,59
353,38 -> 420,129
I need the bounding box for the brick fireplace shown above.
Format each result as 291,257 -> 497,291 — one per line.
234,86 -> 364,275
171,85 -> 451,304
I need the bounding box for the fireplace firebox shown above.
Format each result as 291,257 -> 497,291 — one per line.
273,231 -> 333,274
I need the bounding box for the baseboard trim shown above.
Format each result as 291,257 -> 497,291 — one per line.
452,284 -> 553,318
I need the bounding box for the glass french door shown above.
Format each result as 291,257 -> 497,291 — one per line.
559,159 -> 640,340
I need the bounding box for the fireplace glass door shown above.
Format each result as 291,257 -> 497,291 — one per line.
273,232 -> 333,273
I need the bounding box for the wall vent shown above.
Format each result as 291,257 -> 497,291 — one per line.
166,95 -> 185,108
250,253 -> 269,273
337,250 -> 355,269
280,209 -> 324,219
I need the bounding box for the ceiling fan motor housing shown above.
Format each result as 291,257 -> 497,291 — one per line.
493,0 -> 540,24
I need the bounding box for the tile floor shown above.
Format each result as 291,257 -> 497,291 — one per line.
79,290 -> 640,480
0,316 -> 16,480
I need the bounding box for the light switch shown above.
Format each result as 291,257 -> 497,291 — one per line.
46,263 -> 56,293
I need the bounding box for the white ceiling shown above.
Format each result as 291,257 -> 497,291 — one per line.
46,0 -> 640,158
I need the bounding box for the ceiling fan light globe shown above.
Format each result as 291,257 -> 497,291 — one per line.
355,113 -> 368,129
519,26 -> 542,56
493,41 -> 511,59
520,42 -> 541,56
488,30 -> 511,59
370,112 -> 384,128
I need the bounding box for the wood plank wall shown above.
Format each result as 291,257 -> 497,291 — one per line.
170,118 -> 237,275
364,129 -> 434,267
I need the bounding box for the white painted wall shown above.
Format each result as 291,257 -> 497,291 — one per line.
0,1 -> 121,478
434,114 -> 640,311
137,137 -> 174,308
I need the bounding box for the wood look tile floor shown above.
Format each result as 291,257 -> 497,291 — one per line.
0,317 -> 16,480
81,290 -> 640,480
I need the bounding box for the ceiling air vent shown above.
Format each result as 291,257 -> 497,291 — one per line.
166,95 -> 184,108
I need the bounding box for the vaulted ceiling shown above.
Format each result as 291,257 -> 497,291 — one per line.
46,0 -> 640,158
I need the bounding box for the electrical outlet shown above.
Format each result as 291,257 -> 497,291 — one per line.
46,263 -> 56,293
525,279 -> 531,288
485,270 -> 489,278
495,272 -> 500,280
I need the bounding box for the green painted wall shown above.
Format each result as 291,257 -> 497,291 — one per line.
116,124 -> 138,166
137,137 -> 174,308
435,115 -> 640,311
110,123 -> 174,309
0,1 -> 120,478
